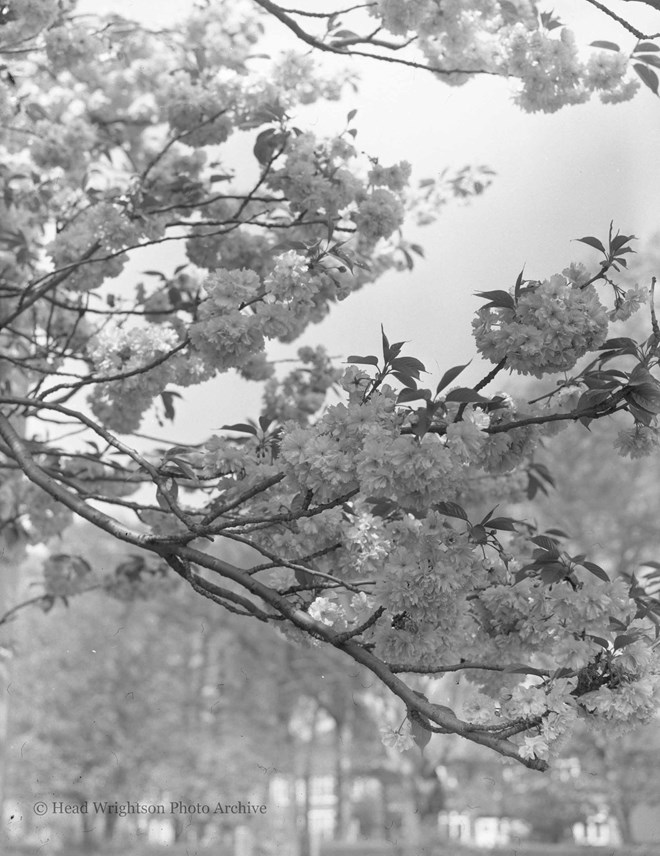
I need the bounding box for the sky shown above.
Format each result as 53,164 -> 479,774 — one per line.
75,0 -> 660,445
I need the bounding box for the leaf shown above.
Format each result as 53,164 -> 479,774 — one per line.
628,382 -> 660,414
381,325 -> 390,361
610,232 -> 636,252
470,524 -> 488,545
391,356 -> 426,376
552,667 -> 575,679
436,362 -> 470,395
545,528 -> 568,538
156,479 -> 178,510
295,568 -> 318,589
160,390 -> 181,422
540,566 -> 567,585
409,716 -> 431,753
485,517 -> 517,532
386,341 -> 406,361
222,423 -> 258,435
346,108 -> 357,122
346,355 -> 379,367
576,235 -> 606,253
397,388 -> 430,404
637,42 -> 660,53
635,54 -> 660,70
413,409 -> 430,440
609,616 -> 628,631
613,634 -> 640,651
168,456 -> 199,483
475,289 -> 516,310
529,462 -> 555,487
634,63 -> 659,95
587,635 -> 610,650
581,561 -> 610,582
253,128 -> 288,164
444,388 -> 490,404
599,337 -> 637,352
392,371 -> 417,389
628,401 -> 655,426
589,41 -> 620,52
530,535 -> 560,554
435,501 -> 468,521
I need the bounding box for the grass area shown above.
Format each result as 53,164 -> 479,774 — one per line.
5,842 -> 660,856
4,846 -> 222,856
320,844 -> 660,856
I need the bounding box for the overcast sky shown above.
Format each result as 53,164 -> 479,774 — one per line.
75,0 -> 660,444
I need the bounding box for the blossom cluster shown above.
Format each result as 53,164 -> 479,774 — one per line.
473,275 -> 609,377
87,322 -> 182,433
369,0 -> 641,113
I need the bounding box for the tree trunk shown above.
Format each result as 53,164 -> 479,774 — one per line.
333,708 -> 353,840
0,536 -> 26,845
80,809 -> 96,852
0,348 -> 28,844
300,705 -> 319,856
613,801 -> 633,845
104,808 -> 119,841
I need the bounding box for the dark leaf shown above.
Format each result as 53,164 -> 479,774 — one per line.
436,362 -> 471,395
397,388 -> 430,404
409,716 -> 432,753
475,289 -> 516,310
599,337 -> 637,351
628,382 -> 660,414
581,561 -> 610,582
529,462 -> 555,486
589,41 -> 620,52
576,235 -> 606,253
222,423 -> 258,435
545,527 -> 568,538
470,524 -> 488,545
381,325 -> 390,361
346,354 -> 379,367
391,356 -> 426,376
444,388 -> 490,404
552,667 -> 575,679
413,409 -> 430,440
392,371 -> 417,389
435,501 -> 468,521
635,54 -> 660,68
613,634 -> 640,651
540,566 -> 567,585
634,63 -> 659,94
485,517 -> 517,532
530,535 -> 560,554
160,390 -> 182,422
295,568 -> 318,589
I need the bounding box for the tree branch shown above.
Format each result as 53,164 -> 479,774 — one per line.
584,0 -> 660,39
252,0 -> 499,76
